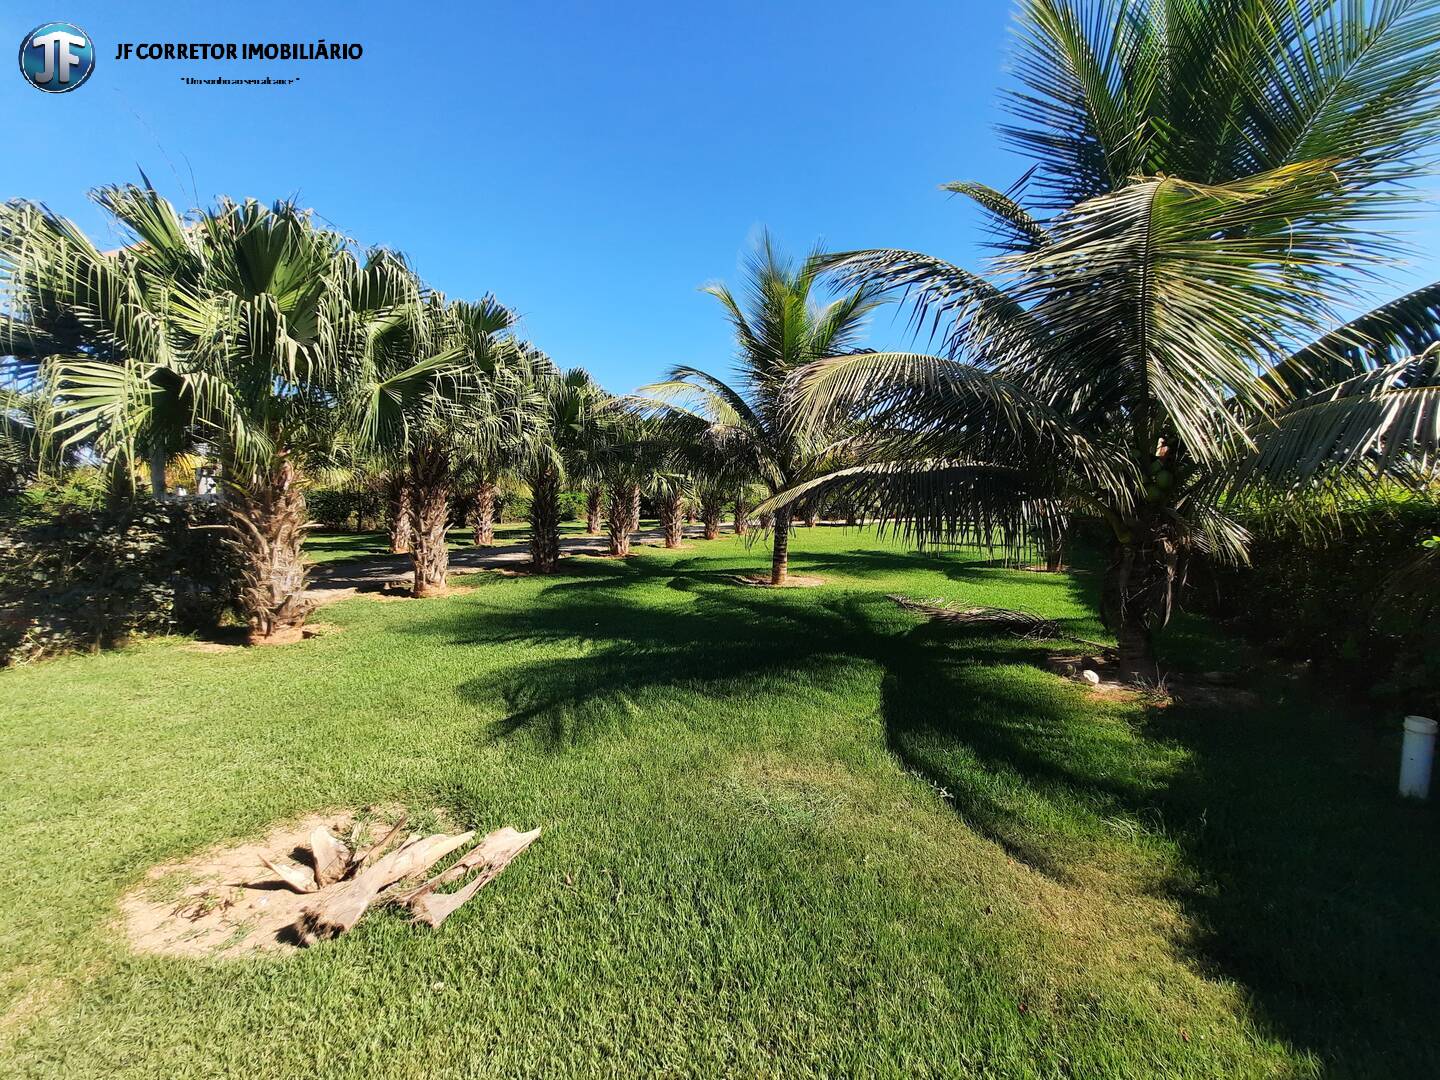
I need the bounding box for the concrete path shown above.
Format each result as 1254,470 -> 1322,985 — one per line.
303,526 -> 726,606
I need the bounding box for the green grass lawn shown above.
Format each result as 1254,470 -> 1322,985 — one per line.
2,528 -> 1437,1077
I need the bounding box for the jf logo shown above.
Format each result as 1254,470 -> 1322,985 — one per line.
18,21 -> 95,93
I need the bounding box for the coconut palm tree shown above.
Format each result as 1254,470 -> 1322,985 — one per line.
773,0 -> 1440,679
635,233 -> 882,584
0,185 -> 404,642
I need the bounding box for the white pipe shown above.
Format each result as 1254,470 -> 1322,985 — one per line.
1399,715 -> 1437,800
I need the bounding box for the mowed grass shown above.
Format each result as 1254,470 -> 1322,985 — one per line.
2,527 -> 1437,1078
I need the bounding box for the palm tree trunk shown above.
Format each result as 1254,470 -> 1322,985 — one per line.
225,454 -> 313,644
1044,516 -> 1070,572
1102,532 -> 1170,684
758,511 -> 773,531
627,486 -> 641,534
529,465 -> 561,573
804,504 -> 819,528
770,507 -> 791,585
471,480 -> 496,546
586,486 -> 603,535
659,488 -> 684,548
733,493 -> 750,537
701,499 -> 722,540
386,474 -> 413,555
148,447 -> 167,500
606,482 -> 637,556
409,444 -> 451,598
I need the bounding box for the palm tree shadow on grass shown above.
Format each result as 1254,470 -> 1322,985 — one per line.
435,576 -> 905,748
879,616 -> 1440,1074
405,558 -> 1440,1072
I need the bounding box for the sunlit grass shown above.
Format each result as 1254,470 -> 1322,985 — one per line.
1,526 -> 1435,1078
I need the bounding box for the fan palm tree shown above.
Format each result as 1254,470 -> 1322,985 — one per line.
344,291 -> 522,596
519,363 -> 609,572
774,0 -> 1440,679
382,467 -> 413,554
0,185 -> 406,642
0,387 -> 52,495
592,412 -> 667,558
635,233 -> 882,583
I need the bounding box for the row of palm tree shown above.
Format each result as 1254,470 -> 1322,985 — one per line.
658,0 -> 1438,681
5,0 -> 1439,678
0,187 -> 626,638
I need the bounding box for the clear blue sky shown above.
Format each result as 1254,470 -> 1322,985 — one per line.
7,1 -> 1437,393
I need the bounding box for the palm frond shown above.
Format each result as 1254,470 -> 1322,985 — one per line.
1239,343 -> 1440,486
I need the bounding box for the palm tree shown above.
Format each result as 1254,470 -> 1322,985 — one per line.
0,185 -> 401,642
636,233 -> 882,584
732,482 -> 758,537
520,363 -> 608,573
0,387 -> 52,495
345,291 -> 521,596
776,0 -> 1440,679
594,414 -> 663,557
583,485 -> 604,536
455,433 -> 528,548
382,468 -> 413,553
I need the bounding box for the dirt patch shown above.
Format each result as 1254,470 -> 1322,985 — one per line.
0,976 -> 66,1049
731,574 -> 827,588
183,640 -> 240,655
181,623 -> 341,654
119,806 -> 430,958
1046,653 -> 1153,704
1045,653 -> 1260,708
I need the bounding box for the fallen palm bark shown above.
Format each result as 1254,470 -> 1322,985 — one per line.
407,826 -> 543,928
256,818 -> 541,945
260,855 -> 317,894
310,827 -> 350,887
350,815 -> 408,872
294,830 -> 476,944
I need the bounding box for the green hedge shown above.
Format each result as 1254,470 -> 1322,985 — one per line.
1209,496 -> 1440,714
307,486 -> 382,531
0,499 -> 239,664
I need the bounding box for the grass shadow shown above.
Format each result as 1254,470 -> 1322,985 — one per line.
877,604 -> 1440,1074
404,546 -> 1439,1072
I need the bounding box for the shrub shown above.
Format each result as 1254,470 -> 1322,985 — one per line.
0,470 -> 107,521
498,492 -> 529,524
557,490 -> 586,522
1206,495 -> 1440,715
307,485 -> 381,531
0,498 -> 239,664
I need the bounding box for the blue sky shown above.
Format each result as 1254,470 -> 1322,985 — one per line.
7,1 -> 1437,393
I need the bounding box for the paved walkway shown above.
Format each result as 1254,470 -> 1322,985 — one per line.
303,525 -> 727,605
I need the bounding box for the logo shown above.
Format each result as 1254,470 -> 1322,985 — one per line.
18,21 -> 95,92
